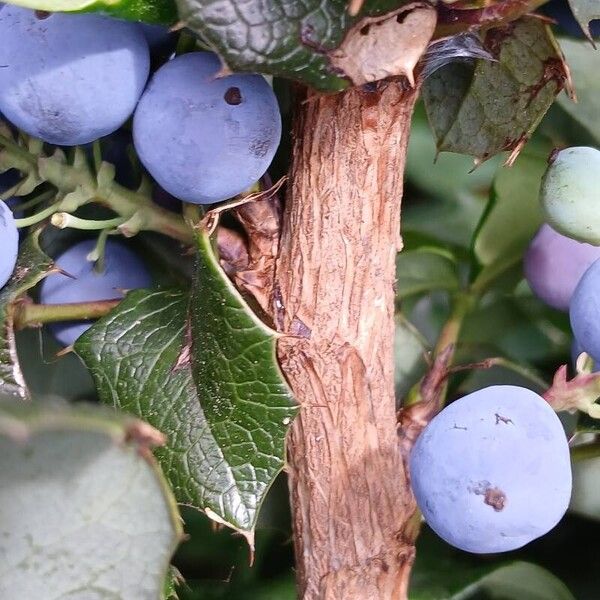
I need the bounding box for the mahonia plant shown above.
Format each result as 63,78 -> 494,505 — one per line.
1,0 -> 600,598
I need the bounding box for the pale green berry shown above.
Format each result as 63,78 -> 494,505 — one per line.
540,146 -> 600,245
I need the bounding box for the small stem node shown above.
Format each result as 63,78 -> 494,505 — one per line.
51,213 -> 126,231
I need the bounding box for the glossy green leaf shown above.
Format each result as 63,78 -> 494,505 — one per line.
424,18 -> 568,161
76,228 -> 298,536
175,0 -> 416,91
556,38 -> 600,144
0,400 -> 182,599
0,230 -> 53,399
567,0 -> 600,39
5,0 -> 177,25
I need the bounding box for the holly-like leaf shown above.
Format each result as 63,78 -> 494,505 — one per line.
556,37 -> 600,144
175,0 -> 430,91
0,400 -> 182,600
4,0 -> 177,25
76,228 -> 298,537
424,18 -> 569,162
0,230 -> 54,399
567,0 -> 600,40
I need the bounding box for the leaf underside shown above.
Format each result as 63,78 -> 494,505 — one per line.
76,229 -> 298,535
424,17 -> 568,162
0,401 -> 182,600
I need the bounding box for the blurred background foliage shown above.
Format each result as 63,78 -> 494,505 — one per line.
12,2 -> 600,597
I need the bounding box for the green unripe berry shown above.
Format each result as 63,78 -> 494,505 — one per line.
540,146 -> 600,245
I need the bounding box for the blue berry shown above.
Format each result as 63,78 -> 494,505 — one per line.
410,385 -> 572,554
133,52 -> 281,204
0,7 -> 149,146
524,224 -> 600,311
0,199 -> 18,289
39,239 -> 151,346
541,147 -> 600,245
140,23 -> 175,55
570,259 -> 600,363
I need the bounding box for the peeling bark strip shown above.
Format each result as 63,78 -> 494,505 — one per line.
273,83 -> 420,599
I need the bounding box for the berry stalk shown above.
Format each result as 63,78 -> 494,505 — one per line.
0,133 -> 193,244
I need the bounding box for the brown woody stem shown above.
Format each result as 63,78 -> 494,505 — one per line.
273,82 -> 419,599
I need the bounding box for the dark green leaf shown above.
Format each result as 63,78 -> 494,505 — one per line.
4,0 -> 177,24
410,529 -> 574,600
556,37 -> 600,144
76,228 -> 298,536
396,248 -> 460,299
0,230 -> 53,399
175,0 -> 422,91
0,400 -> 182,600
567,0 -> 600,39
424,18 -> 568,161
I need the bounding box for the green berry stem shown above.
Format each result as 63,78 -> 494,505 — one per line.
51,213 -> 126,231
87,229 -> 115,269
13,299 -> 121,330
13,204 -> 60,228
0,130 -> 194,245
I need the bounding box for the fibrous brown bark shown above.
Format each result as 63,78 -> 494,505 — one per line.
273,82 -> 420,599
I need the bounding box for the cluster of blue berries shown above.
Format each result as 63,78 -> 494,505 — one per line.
0,6 -> 282,344
524,147 -> 600,369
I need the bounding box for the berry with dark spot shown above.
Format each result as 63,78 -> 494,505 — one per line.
409,385 -> 572,553
133,52 -> 281,205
